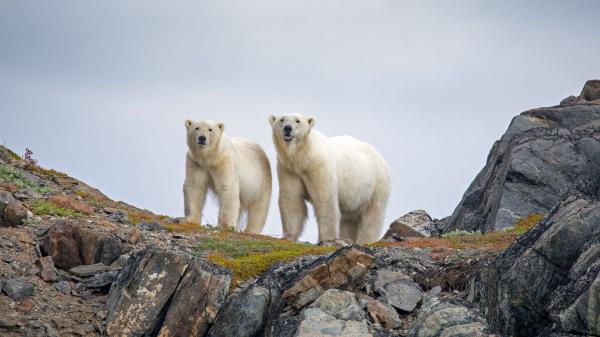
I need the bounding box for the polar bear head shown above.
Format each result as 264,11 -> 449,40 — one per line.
185,120 -> 225,150
269,114 -> 315,144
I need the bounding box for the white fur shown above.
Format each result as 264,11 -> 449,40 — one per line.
184,119 -> 271,233
269,114 -> 390,244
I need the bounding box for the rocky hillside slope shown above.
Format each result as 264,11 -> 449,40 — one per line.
1,80 -> 599,337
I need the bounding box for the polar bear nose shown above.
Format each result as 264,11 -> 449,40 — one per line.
198,136 -> 207,144
283,125 -> 292,134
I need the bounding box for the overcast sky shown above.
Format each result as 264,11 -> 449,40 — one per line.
1,1 -> 599,242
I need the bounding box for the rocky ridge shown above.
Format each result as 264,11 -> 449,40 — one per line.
1,80 -> 599,337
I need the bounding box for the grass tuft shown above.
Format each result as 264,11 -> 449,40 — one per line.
163,222 -> 204,233
29,199 -> 82,218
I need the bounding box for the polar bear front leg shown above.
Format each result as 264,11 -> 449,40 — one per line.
278,164 -> 307,241
211,162 -> 241,229
183,156 -> 209,225
305,166 -> 340,243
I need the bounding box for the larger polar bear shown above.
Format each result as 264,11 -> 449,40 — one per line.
184,120 -> 271,233
269,114 -> 390,244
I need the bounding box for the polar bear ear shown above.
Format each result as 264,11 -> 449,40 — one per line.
216,122 -> 225,131
307,117 -> 316,128
268,115 -> 277,125
185,120 -> 193,129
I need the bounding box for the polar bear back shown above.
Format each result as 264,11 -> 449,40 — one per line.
230,137 -> 272,206
328,135 -> 389,212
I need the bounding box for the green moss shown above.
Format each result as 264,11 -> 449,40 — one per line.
0,164 -> 51,194
195,236 -> 335,285
30,199 -> 82,218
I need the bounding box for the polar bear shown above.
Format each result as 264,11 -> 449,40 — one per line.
269,114 -> 390,244
184,120 -> 271,233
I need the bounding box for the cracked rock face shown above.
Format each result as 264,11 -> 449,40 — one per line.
469,193 -> 600,337
282,247 -> 375,309
441,96 -> 600,233
105,248 -> 231,337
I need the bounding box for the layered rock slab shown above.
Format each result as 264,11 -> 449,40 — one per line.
105,248 -> 231,337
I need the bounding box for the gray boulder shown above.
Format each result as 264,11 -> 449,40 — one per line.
295,308 -> 372,337
1,277 -> 35,300
310,289 -> 364,321
441,85 -> 600,233
375,268 -> 422,312
407,299 -> 489,337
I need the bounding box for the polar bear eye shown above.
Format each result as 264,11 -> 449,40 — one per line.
280,118 -> 284,122
195,127 -> 199,130
209,128 -> 213,132
295,119 -> 300,123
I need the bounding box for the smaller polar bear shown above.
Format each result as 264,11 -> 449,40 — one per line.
184,120 -> 271,233
270,114 -> 390,244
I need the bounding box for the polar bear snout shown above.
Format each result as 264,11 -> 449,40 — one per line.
283,125 -> 294,141
197,135 -> 207,145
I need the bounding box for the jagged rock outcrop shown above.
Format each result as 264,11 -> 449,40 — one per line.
105,248 -> 231,337
442,81 -> 600,233
469,193 -> 600,336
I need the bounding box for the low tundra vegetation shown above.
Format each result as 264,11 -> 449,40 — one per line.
29,199 -> 82,218
372,213 -> 544,254
195,234 -> 335,286
0,164 -> 52,194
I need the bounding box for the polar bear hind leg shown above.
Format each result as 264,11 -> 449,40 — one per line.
355,183 -> 389,244
245,192 -> 271,234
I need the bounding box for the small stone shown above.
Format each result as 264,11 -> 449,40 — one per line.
375,269 -> 423,312
2,277 -> 35,300
36,256 -> 58,282
127,228 -> 141,244
429,286 -> 442,298
54,281 -> 71,294
69,263 -> 111,277
2,255 -> 13,263
16,299 -> 35,313
367,299 -> 402,330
